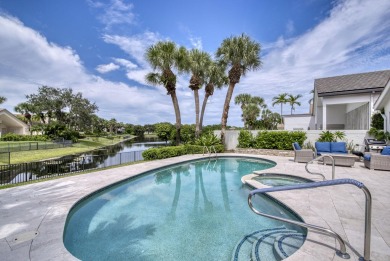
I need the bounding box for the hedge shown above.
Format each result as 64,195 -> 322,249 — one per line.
238,130 -> 306,150
0,133 -> 50,141
142,144 -> 224,160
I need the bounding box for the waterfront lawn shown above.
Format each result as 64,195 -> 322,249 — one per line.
2,136 -> 135,164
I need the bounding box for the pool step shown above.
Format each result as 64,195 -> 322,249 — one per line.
232,227 -> 305,261
273,233 -> 306,260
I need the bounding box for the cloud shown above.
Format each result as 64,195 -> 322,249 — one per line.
285,20 -> 295,36
113,58 -> 137,69
189,36 -> 203,50
238,0 -> 390,117
0,14 -> 182,124
96,62 -> 120,73
88,0 -> 135,30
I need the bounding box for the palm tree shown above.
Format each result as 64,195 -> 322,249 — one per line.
145,41 -> 186,144
234,94 -> 265,129
0,96 -> 6,105
216,34 -> 261,145
287,94 -> 302,114
184,49 -> 212,138
199,62 -> 228,133
272,93 -> 289,116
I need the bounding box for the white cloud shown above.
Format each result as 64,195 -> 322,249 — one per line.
237,0 -> 390,118
189,36 -> 203,50
0,15 -> 180,124
113,58 -> 137,69
88,0 -> 135,30
96,62 -> 120,73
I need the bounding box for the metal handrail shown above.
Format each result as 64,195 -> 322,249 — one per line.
203,146 -> 217,157
248,178 -> 372,261
305,155 -> 335,180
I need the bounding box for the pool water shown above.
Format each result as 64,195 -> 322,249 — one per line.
252,174 -> 313,187
64,157 -> 304,261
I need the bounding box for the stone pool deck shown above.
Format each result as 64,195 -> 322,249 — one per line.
0,153 -> 389,260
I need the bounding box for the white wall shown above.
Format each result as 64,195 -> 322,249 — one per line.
283,116 -> 313,130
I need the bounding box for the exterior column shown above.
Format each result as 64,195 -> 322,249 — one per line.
322,104 -> 327,130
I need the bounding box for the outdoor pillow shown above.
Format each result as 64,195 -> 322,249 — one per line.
331,142 -> 347,153
381,146 -> 390,155
315,142 -> 331,154
363,154 -> 371,161
293,142 -> 301,150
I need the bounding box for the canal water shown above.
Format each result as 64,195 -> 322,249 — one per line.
1,137 -> 167,185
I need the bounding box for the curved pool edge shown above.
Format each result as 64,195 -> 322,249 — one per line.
0,153 -> 343,261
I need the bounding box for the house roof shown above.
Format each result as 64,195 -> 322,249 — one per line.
315,70 -> 390,97
374,77 -> 390,110
0,108 -> 29,128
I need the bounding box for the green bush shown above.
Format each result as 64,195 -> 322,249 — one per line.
142,144 -> 224,160
0,133 -> 50,141
195,132 -> 221,147
237,130 -> 255,148
248,131 -> 306,150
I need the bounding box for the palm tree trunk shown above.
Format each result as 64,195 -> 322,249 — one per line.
194,89 -> 200,139
170,91 -> 181,144
221,83 -> 235,146
199,93 -> 210,133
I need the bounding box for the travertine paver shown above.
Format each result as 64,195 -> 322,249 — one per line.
0,153 -> 389,260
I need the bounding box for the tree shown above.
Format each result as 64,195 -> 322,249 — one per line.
272,93 -> 289,116
234,93 -> 265,129
199,62 -> 228,133
256,108 -> 281,130
0,96 -> 6,105
155,122 -> 174,143
216,34 -> 261,145
183,49 -> 212,138
287,94 -> 302,114
145,41 -> 186,144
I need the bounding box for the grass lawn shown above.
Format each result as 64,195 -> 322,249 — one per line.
0,135 -> 135,164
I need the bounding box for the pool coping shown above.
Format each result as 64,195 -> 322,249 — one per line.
0,153 -> 389,260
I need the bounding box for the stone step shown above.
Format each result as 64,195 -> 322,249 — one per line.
273,233 -> 306,260
231,226 -> 286,261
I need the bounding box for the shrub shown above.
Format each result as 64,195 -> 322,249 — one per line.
253,131 -> 306,150
317,130 -> 345,142
142,144 -> 224,160
371,112 -> 384,130
0,133 -> 50,141
237,130 -> 255,148
195,132 -> 221,147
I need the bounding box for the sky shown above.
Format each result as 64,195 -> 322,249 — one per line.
0,0 -> 389,126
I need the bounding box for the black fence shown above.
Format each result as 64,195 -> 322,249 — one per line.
0,141 -> 73,153
0,150 -> 144,186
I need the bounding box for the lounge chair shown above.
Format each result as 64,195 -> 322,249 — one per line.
364,146 -> 390,171
292,142 -> 314,163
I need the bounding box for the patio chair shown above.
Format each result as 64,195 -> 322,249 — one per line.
292,142 -> 315,163
364,146 -> 390,171
351,144 -> 365,161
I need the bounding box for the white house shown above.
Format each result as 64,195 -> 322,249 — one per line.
0,108 -> 29,136
374,76 -> 390,132
284,70 -> 390,131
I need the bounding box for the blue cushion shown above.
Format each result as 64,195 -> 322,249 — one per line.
315,142 -> 331,155
381,146 -> 390,155
293,142 -> 301,150
331,142 -> 347,153
363,154 -> 371,161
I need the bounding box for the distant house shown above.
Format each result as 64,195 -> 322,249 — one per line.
0,108 -> 29,136
374,77 -> 390,132
283,70 -> 390,130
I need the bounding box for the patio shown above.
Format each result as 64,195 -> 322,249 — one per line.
0,153 -> 389,260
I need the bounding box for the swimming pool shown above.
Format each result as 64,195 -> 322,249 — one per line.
63,157 -> 305,260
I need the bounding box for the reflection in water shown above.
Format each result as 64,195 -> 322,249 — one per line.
64,158 -> 297,261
